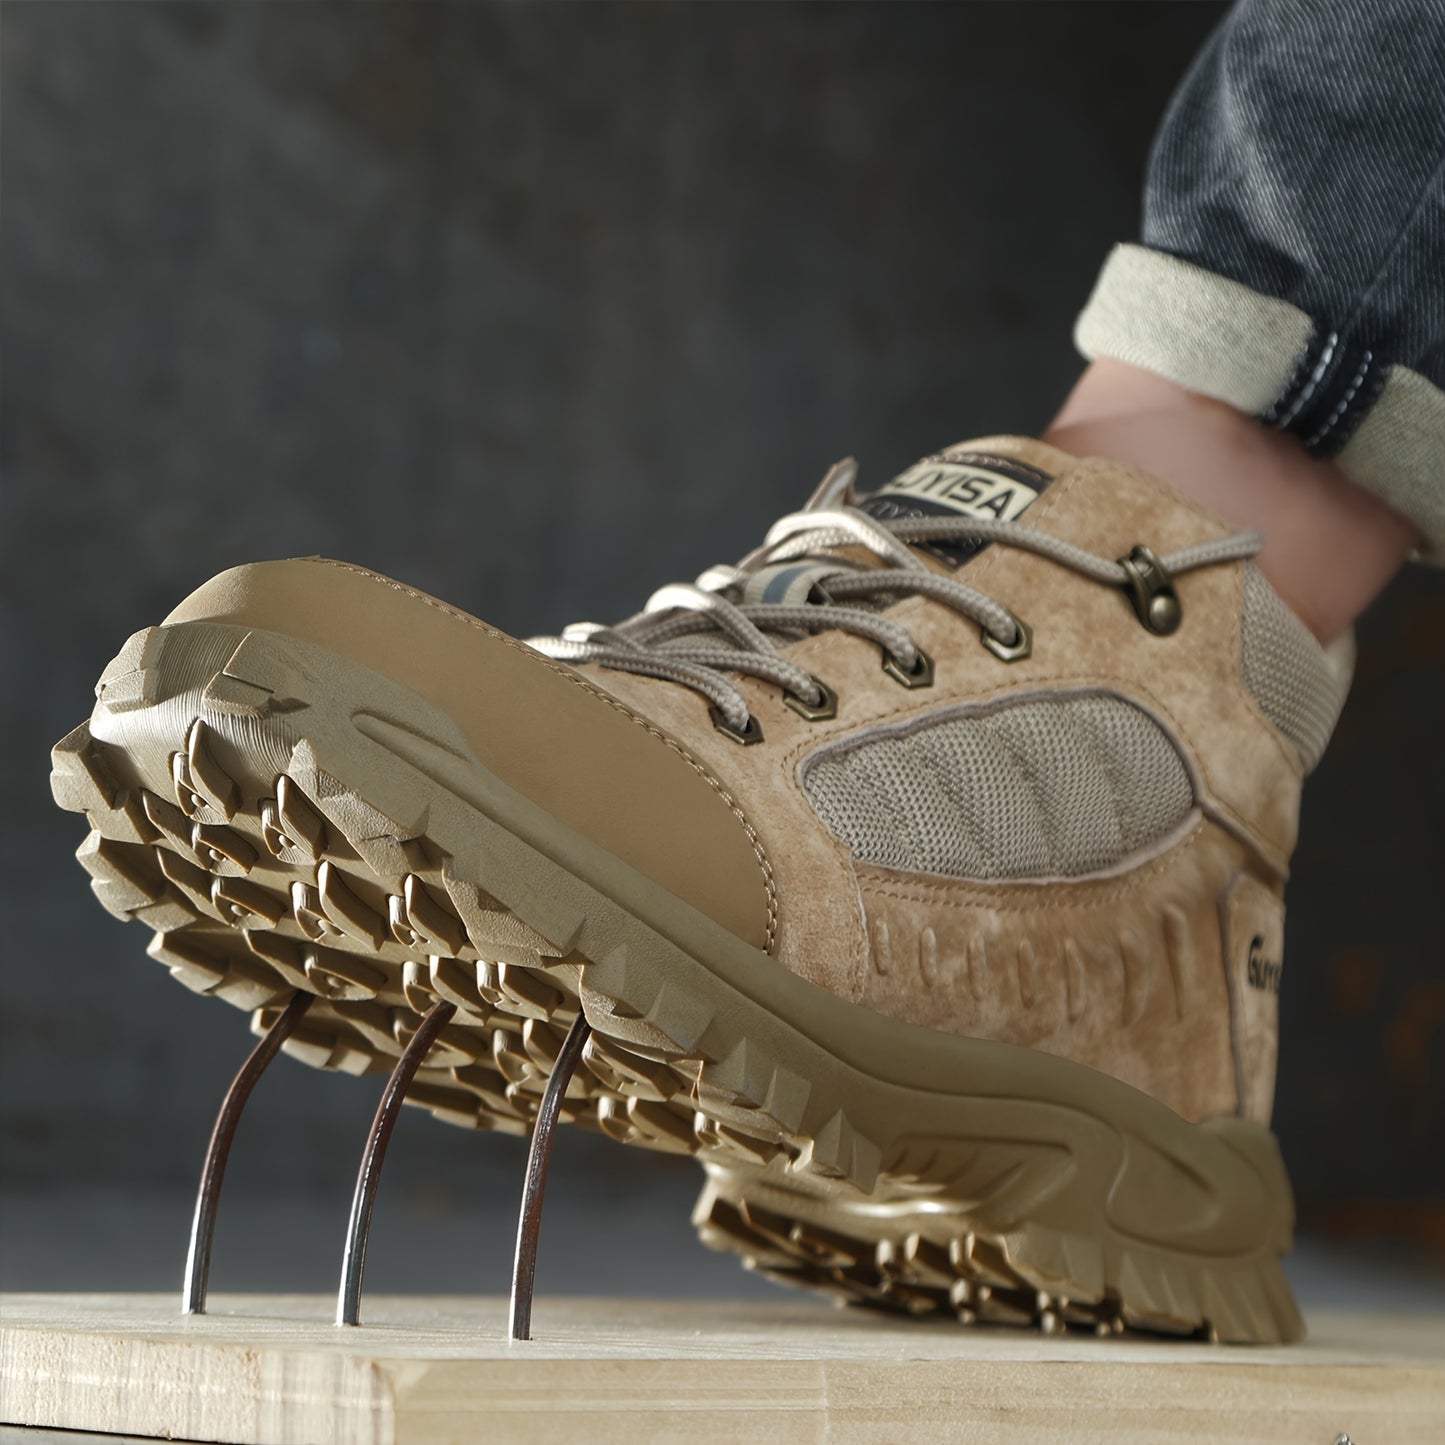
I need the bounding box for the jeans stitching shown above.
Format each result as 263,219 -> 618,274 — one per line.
1271,330 -> 1338,428
1304,349 -> 1374,449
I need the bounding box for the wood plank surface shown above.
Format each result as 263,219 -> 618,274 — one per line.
2,1293 -> 1442,1444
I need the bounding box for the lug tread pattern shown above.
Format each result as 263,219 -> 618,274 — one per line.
52,722 -> 799,1176
692,1180 -> 1300,1343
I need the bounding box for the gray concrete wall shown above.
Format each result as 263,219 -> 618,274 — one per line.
3,2 -> 1441,1296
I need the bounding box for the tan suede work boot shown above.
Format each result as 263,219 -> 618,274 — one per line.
53,437 -> 1348,1342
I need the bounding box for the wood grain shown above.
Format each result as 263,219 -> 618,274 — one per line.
2,1294 -> 1442,1443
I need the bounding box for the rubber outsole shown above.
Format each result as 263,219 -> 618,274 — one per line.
53,619 -> 1304,1343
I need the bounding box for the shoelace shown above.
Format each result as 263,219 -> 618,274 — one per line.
528,462 -> 1262,741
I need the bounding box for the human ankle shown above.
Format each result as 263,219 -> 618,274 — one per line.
1043,360 -> 1419,643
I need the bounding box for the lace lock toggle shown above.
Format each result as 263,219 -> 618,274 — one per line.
1118,545 -> 1182,635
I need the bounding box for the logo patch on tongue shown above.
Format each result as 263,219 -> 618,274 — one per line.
856,451 -> 1052,568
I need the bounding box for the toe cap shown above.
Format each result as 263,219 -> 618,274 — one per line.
165,558 -> 775,951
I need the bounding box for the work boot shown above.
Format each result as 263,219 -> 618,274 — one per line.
53,437 -> 1348,1341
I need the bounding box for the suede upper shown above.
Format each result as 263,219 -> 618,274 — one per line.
581,438 -> 1322,1126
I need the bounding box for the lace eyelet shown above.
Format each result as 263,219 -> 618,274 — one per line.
709,705 -> 764,745
782,675 -> 838,722
1118,544 -> 1182,635
981,612 -> 1033,663
882,645 -> 934,689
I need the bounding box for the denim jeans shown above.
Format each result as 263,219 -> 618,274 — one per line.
1075,0 -> 1445,559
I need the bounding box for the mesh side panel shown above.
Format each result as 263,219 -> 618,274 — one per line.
802,695 -> 1194,880
1068,696 -> 1199,850
1241,565 -> 1352,772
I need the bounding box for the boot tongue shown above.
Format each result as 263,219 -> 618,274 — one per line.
855,436 -> 1063,570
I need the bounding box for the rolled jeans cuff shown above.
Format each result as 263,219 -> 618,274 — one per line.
1075,243 -> 1445,562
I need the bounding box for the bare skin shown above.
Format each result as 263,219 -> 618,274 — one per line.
1044,359 -> 1420,643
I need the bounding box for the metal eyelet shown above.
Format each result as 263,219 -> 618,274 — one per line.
782,675 -> 838,722
708,705 -> 764,745
1118,544 -> 1182,635
981,612 -> 1033,662
882,645 -> 934,689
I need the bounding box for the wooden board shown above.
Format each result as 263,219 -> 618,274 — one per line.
2,1293 -> 1442,1444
